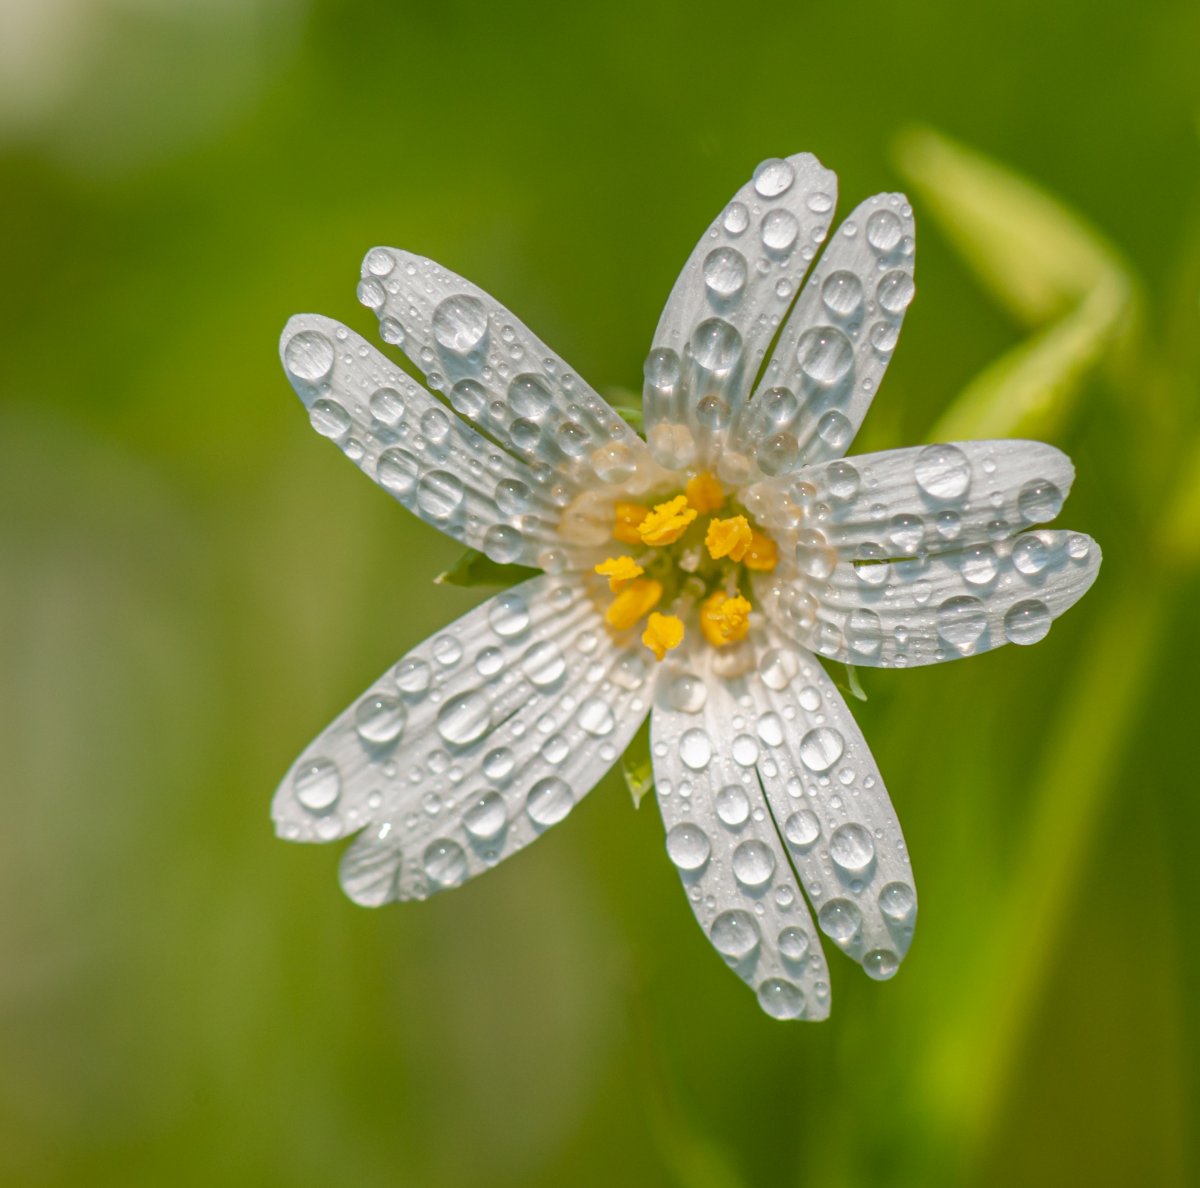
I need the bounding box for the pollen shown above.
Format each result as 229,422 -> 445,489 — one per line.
642,612 -> 685,661
638,495 -> 698,547
705,515 -> 752,562
594,555 -> 644,592
613,501 -> 650,545
685,471 -> 725,514
605,578 -> 663,631
743,529 -> 778,571
700,591 -> 753,647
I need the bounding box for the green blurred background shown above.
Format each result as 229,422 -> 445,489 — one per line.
2,0 -> 1197,1184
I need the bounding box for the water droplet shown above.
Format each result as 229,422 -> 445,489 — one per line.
463,792 -> 506,840
395,656 -> 431,695
489,591 -> 530,637
817,897 -> 862,943
357,277 -> 385,309
355,694 -> 406,744
821,270 -> 863,316
1018,479 -> 1064,523
757,978 -> 805,1019
424,838 -> 467,887
482,747 -> 515,780
294,758 -> 340,813
1004,599 -> 1051,645
1067,534 -> 1091,560
761,209 -> 799,252
732,734 -> 759,766
379,316 -> 405,346
703,247 -> 747,299
668,674 -> 707,713
716,784 -> 750,826
757,713 -> 784,747
482,524 -> 522,564
760,649 -> 793,691
690,317 -> 742,372
756,432 -> 799,476
914,444 -> 971,500
784,809 -> 820,848
450,378 -> 486,419
417,470 -> 464,519
473,648 -> 503,678
794,529 -> 837,581
284,330 -> 334,381
521,640 -> 566,687
432,294 -> 488,352
796,326 -> 854,385
876,271 -> 915,314
732,839 -> 776,887
778,927 -> 810,961
960,544 -> 998,586
369,387 -> 405,425
816,410 -> 854,451
436,690 -> 492,745
807,191 -> 833,214
723,201 -> 750,234
829,823 -> 875,874
710,909 -> 761,958
577,697 -> 615,736
887,513 -> 924,554
753,158 -> 795,197
364,247 -> 394,276
377,447 -> 420,495
864,949 -> 900,980
541,734 -> 569,764
936,595 -> 988,652
799,727 -> 844,772
432,635 -> 462,666
866,209 -> 903,252
1013,534 -> 1050,575
666,822 -> 711,871
679,727 -> 712,770
869,321 -> 899,352
879,881 -> 916,922
419,407 -> 450,443
309,399 -> 351,439
509,373 -> 554,418
847,608 -> 882,656
527,777 -> 574,826
592,442 -> 636,484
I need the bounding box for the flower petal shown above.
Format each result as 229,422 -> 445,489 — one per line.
273,575 -> 652,904
726,193 -> 917,481
749,628 -> 918,981
745,439 -> 1076,560
357,248 -> 666,492
650,655 -> 834,1021
281,314 -> 609,570
641,153 -> 839,472
754,529 -> 1101,668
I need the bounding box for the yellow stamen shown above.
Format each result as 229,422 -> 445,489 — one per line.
638,495 -> 698,547
594,555 -> 644,592
642,612 -> 685,661
685,471 -> 725,514
700,591 -> 753,647
613,501 -> 649,545
705,515 -> 752,562
743,530 -> 778,571
605,578 -> 662,631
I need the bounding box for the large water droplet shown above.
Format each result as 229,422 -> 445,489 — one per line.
847,609 -> 882,656
1012,533 -> 1050,576
424,839 -> 467,887
716,784 -> 750,826
419,407 -> 450,443
482,747 -> 515,780
757,978 -> 805,1019
864,949 -> 900,980
284,330 -> 334,381
679,727 -> 712,770
757,432 -> 799,476
417,470 -> 464,519
482,524 -> 522,564
829,823 -> 875,874
666,822 -> 711,871
937,596 -> 988,653
799,727 -> 844,772
432,294 -> 488,352
879,881 -> 916,922
778,927 -> 810,961
1018,479 -> 1064,523
784,809 -> 820,848
761,209 -> 799,252
1004,599 -> 1051,645
866,209 -> 903,252
757,712 -> 784,748
577,697 -> 615,737
377,447 -> 420,495
526,777 -> 574,826
703,247 -> 747,299
914,444 -> 971,500
463,791 -> 507,841
876,271 -> 915,314
369,387 -> 405,426
710,909 -> 761,958
732,839 -> 776,887
309,399 -> 351,439
489,591 -> 530,637
723,201 -> 750,234
960,544 -> 999,586
394,656 -> 431,695
355,694 -> 406,744
521,640 -> 566,687
816,410 -> 854,452
690,318 -> 742,372
817,897 -> 862,943
451,378 -> 487,419
760,649 -> 794,691
509,374 -> 554,419
592,442 -> 636,484
364,247 -> 394,276
821,270 -> 863,315
294,758 -> 340,813
753,158 -> 795,197
796,326 -> 854,385
436,690 -> 492,745
668,674 -> 707,713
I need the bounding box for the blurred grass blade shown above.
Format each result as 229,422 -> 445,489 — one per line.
894,126 -> 1138,440
435,549 -> 540,588
1157,434 -> 1200,570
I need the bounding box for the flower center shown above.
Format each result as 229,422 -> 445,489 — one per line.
594,472 -> 778,661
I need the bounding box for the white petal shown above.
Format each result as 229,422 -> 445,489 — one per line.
273,575 -> 652,904
731,193 -> 917,478
745,440 -> 1075,560
358,248 -> 666,494
651,653 -> 834,1021
641,153 -> 839,472
281,314 -> 609,571
749,628 -> 917,980
754,530 -> 1101,668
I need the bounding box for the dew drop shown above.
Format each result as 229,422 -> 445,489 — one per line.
679,727 -> 713,770
294,758 -> 340,813
753,158 -> 795,198
757,978 -> 805,1019
879,881 -> 916,922
778,927 -> 810,961
482,524 -> 522,564
463,791 -> 506,840
284,330 -> 334,381
423,839 -> 467,887
784,809 -> 820,848
432,294 -> 488,352
716,784 -> 750,826
1018,479 -> 1064,523
876,271 -> 915,314
364,247 -> 394,276
526,777 -> 574,826
690,317 -> 742,372
377,447 -> 420,495
821,270 -> 863,316
710,909 -> 761,958
355,694 -> 406,745
829,823 -> 875,874
1013,534 -> 1050,576
668,674 -> 707,713
817,897 -> 862,943
761,209 -> 799,252
1004,599 -> 1051,645
866,209 -> 903,252
308,399 -> 351,439
799,727 -> 844,772
722,201 -> 750,235
864,948 -> 900,980
914,444 -> 971,500
577,696 -> 615,737
509,373 -> 554,419
796,326 -> 854,385
732,839 -> 776,887
960,544 -> 999,586
419,407 -> 450,443
394,656 -> 431,695
936,596 -> 988,652
666,822 -> 711,871
703,247 -> 748,299
436,690 -> 491,745
489,591 -> 530,637
417,470 -> 464,519
521,640 -> 566,687
369,387 -> 405,426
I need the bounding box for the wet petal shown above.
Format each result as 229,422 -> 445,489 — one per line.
650,655 -> 833,1020
642,152 -> 839,472
272,575 -> 652,904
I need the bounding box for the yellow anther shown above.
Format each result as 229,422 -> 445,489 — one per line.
685,471 -> 725,514
594,555 -> 644,592
605,578 -> 662,631
642,612 -> 685,661
613,501 -> 650,545
705,515 -> 752,562
700,591 -> 753,647
638,495 -> 697,547
743,529 -> 779,572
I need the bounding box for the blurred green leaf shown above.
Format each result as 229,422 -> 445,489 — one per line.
434,549 -> 540,588
621,719 -> 654,809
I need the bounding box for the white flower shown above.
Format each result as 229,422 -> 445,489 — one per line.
273,152 -> 1101,1020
